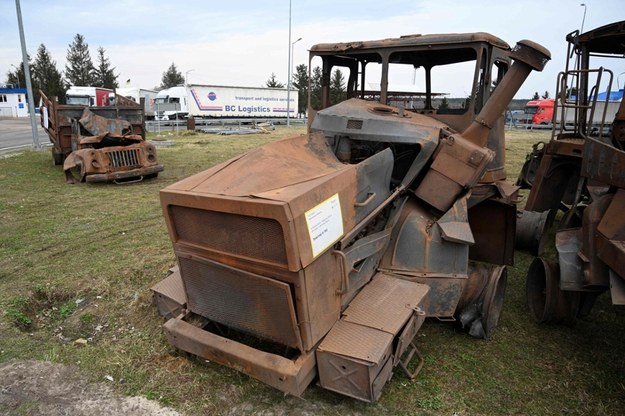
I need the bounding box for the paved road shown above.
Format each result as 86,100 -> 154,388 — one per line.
0,117 -> 50,153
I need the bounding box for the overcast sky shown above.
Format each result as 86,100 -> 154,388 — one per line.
1,0 -> 624,98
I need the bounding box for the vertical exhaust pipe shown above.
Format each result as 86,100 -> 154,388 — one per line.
463,40 -> 551,147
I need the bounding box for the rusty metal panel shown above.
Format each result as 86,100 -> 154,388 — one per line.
163,317 -> 317,397
394,311 -> 426,367
380,198 -> 470,277
396,275 -> 466,318
161,133 -> 358,272
342,273 -> 428,334
555,228 -> 585,291
336,228 -> 393,307
415,134 -> 494,212
582,137 -> 625,188
609,270 -> 625,305
150,267 -> 186,320
171,206 -> 288,266
597,189 -> 625,281
310,33 -> 511,54
468,198 -> 516,266
178,256 -> 303,350
78,108 -> 134,137
316,320 -> 394,402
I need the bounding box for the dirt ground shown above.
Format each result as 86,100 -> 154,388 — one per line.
0,360 -> 180,416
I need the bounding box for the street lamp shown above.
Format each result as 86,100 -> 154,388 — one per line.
580,3 -> 587,33
185,69 -> 195,86
287,37 -> 302,125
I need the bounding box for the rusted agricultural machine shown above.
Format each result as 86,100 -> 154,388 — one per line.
40,91 -> 163,183
152,32 -> 549,401
516,20 -> 625,323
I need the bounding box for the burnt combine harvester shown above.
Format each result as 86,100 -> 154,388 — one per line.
40,92 -> 163,183
516,21 -> 625,323
152,32 -> 549,401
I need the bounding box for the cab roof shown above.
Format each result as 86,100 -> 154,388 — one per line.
310,32 -> 511,54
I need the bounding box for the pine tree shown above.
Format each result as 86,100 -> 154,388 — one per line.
292,64 -> 309,116
93,47 -> 118,89
439,96 -> 450,110
33,44 -> 65,102
160,63 -> 184,89
6,58 -> 28,90
330,69 -> 346,105
265,73 -> 285,88
65,34 -> 95,86
310,66 -> 322,111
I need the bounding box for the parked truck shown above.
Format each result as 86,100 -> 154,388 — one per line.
65,85 -> 113,107
151,32 -> 549,401
524,98 -> 554,125
154,84 -> 298,120
40,91 -> 164,183
516,20 -> 625,323
114,87 -> 157,120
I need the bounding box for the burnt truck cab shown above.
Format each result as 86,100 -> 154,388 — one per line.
153,33 -> 549,401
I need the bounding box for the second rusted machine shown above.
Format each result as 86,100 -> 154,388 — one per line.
516,21 -> 625,323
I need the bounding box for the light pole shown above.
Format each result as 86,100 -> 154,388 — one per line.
288,37 -> 302,124
580,3 -> 587,33
14,0 -> 39,148
185,69 -> 195,87
286,0 -> 292,127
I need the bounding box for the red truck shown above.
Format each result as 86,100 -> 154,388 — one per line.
524,98 -> 554,125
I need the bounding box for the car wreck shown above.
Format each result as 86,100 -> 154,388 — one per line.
152,31 -> 550,401
40,91 -> 163,184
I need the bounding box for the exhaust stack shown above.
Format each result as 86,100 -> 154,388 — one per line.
463,40 -> 551,147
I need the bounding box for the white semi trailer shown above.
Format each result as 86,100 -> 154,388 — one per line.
115,87 -> 157,119
154,84 -> 298,120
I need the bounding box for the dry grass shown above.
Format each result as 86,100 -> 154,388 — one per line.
1,125 -> 624,415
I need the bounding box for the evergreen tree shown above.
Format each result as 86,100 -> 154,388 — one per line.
6,58 -> 28,90
439,96 -> 450,110
65,34 -> 95,86
532,91 -> 540,100
93,47 -> 119,89
33,44 -> 65,102
292,64 -> 309,116
160,63 -> 184,89
310,66 -> 322,111
265,73 -> 285,88
330,69 -> 346,105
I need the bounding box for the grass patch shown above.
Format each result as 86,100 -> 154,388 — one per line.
1,126 -> 624,415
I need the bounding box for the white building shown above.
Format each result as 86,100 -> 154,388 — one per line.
0,88 -> 29,117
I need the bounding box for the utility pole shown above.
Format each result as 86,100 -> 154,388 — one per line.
286,0 -> 292,126
15,0 -> 40,148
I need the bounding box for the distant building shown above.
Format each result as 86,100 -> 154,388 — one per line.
0,88 -> 28,117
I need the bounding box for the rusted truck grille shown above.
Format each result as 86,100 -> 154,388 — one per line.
106,148 -> 141,168
178,256 -> 302,349
170,206 -> 288,265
